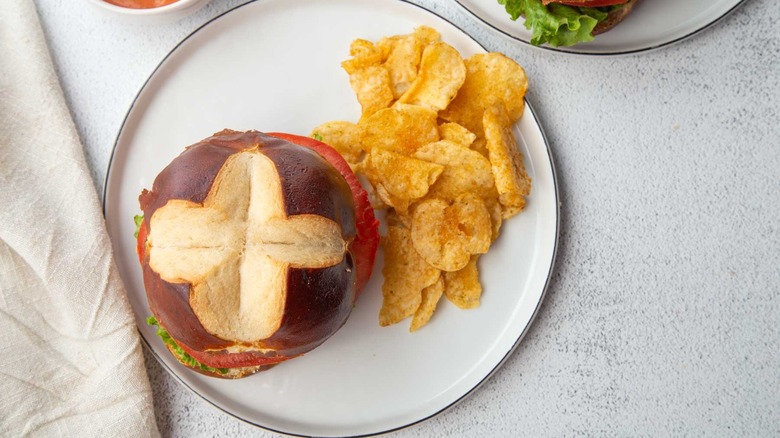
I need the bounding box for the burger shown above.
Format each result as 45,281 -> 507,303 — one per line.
498,0 -> 638,47
135,130 -> 379,378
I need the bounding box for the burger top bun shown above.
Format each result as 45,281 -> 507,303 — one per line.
138,130 -> 365,375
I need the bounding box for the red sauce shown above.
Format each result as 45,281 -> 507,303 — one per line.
103,0 -> 179,9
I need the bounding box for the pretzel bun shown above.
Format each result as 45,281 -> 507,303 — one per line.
137,130 -> 379,378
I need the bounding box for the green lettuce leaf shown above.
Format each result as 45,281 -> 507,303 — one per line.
133,214 -> 143,238
497,0 -> 610,47
146,316 -> 228,375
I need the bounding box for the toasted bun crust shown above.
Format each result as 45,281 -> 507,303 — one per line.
593,0 -> 637,35
140,130 -> 364,376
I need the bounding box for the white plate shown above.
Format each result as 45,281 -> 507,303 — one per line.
453,0 -> 747,55
103,0 -> 559,436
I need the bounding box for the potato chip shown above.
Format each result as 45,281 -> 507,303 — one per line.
381,35 -> 422,99
410,194 -> 490,272
410,198 -> 470,272
379,216 -> 441,326
361,177 -> 388,210
377,35 -> 428,99
365,149 -> 444,198
311,121 -> 363,165
372,182 -> 396,210
444,256 -> 482,309
397,42 -> 466,112
410,275 -> 444,331
376,36 -> 396,61
483,104 -> 531,218
450,193 -> 491,255
483,196 -> 503,242
377,25 -> 440,60
469,137 -> 489,158
440,52 -> 528,135
413,140 -> 495,200
412,25 -> 441,45
341,39 -> 383,74
374,182 -> 415,216
360,104 -> 439,155
348,65 -> 394,118
364,148 -> 444,214
439,122 -> 476,149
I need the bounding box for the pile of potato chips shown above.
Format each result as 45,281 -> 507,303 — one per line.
312,26 -> 531,331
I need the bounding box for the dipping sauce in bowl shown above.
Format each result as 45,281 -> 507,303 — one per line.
86,0 -> 211,21
103,0 -> 178,8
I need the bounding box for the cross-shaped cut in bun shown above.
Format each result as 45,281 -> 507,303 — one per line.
137,130 -> 379,377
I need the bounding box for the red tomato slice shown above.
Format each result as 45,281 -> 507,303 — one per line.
554,0 -> 628,6
176,338 -> 296,369
267,133 -> 380,296
136,220 -> 147,264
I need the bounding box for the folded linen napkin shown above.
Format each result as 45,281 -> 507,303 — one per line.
0,1 -> 160,436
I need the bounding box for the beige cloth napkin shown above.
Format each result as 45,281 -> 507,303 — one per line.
0,1 -> 160,436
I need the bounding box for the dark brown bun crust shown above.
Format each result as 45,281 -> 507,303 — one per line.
139,130 -> 359,377
593,0 -> 637,35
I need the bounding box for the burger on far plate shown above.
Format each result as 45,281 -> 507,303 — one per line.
497,0 -> 638,47
135,130 -> 379,378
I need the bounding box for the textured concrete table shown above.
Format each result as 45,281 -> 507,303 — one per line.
35,0 -> 779,436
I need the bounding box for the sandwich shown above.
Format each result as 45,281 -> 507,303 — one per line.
498,0 -> 638,47
135,130 -> 379,378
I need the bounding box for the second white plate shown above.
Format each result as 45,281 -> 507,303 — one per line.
103,0 -> 559,436
453,0 -> 747,55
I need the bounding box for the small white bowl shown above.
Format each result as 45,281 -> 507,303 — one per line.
85,0 -> 213,22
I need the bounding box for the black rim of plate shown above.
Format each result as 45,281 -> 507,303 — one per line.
101,0 -> 561,436
451,0 -> 749,56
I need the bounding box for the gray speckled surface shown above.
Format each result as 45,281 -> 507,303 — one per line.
34,0 -> 779,436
